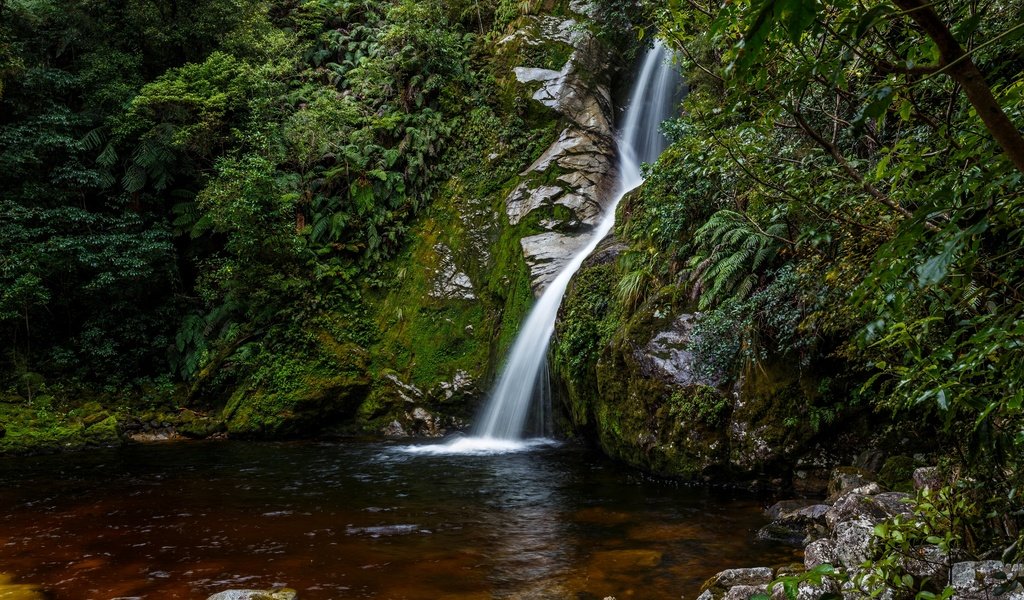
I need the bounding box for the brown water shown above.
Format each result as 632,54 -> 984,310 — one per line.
0,440 -> 799,599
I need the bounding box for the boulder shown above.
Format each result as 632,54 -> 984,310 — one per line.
900,545 -> 949,591
705,567 -> 774,589
949,561 -> 1024,599
825,492 -> 911,531
827,467 -> 874,501
699,568 -> 774,600
804,539 -> 838,570
757,504 -> 830,545
831,518 -> 875,570
912,467 -> 943,491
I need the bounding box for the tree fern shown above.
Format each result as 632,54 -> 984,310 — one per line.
687,210 -> 788,310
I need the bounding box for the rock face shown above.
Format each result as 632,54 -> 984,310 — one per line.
502,15 -> 617,294
553,263 -> 843,484
343,4 -> 621,434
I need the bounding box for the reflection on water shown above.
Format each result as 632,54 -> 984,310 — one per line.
0,441 -> 799,599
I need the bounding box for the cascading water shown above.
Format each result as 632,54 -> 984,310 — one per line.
409,40 -> 682,454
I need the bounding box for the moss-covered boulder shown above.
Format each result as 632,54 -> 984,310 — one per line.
222,336 -> 371,438
554,246 -> 844,487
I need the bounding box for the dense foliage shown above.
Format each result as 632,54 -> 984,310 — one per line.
593,0 -> 1024,579
0,0 -> 520,402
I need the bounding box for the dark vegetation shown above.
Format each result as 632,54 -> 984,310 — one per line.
3,0 -> 1024,593
553,0 -> 1024,589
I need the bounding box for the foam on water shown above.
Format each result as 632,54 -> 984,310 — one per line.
399,436 -> 558,456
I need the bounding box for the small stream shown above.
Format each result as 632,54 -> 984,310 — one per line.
0,441 -> 798,599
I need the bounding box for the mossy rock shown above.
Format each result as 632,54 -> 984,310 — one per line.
225,371 -> 370,438
82,415 -> 120,446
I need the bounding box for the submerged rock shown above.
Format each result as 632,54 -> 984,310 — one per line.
0,573 -> 47,599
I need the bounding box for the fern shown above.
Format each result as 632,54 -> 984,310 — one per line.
617,249 -> 659,311
687,210 -> 787,310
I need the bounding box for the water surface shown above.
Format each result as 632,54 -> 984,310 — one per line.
0,440 -> 798,599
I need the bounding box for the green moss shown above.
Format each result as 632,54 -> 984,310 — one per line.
222,334 -> 371,438
669,385 -> 730,428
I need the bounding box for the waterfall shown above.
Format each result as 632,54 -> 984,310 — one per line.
408,41 -> 682,455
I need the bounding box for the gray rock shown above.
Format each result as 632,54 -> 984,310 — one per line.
758,504 -> 831,545
428,244 -> 475,300
913,467 -> 943,491
696,591 -> 715,600
804,539 -> 838,570
635,314 -> 720,387
503,17 -> 617,294
432,370 -> 475,403
207,590 -> 297,600
708,567 -> 774,589
900,545 -> 949,589
825,492 -> 912,531
382,420 -> 407,437
766,499 -> 814,520
832,518 -> 876,570
725,584 -> 768,600
410,407 -> 443,437
827,468 -> 874,501
950,561 -> 1024,599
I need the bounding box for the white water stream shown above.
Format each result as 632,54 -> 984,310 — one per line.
408,40 -> 682,455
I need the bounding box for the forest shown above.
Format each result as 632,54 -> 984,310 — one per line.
1,0 -> 1024,598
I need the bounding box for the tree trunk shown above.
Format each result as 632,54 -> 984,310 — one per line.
892,0 -> 1024,175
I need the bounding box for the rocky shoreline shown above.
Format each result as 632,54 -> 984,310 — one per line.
698,468 -> 1023,600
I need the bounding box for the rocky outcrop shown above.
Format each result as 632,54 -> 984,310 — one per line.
553,261 -> 850,485
502,14 -> 617,294
702,468 -> 1023,600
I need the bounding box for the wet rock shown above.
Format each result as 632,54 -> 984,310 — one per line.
430,370 -> 476,405
383,373 -> 423,404
706,567 -> 774,589
724,584 -> 768,600
758,504 -> 831,544
949,561 -> 1024,599
382,420 -> 408,437
409,407 -> 443,437
766,500 -> 814,520
206,589 -> 297,600
699,568 -> 774,600
505,15 -> 617,293
635,314 -> 718,387
128,429 -> 183,443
